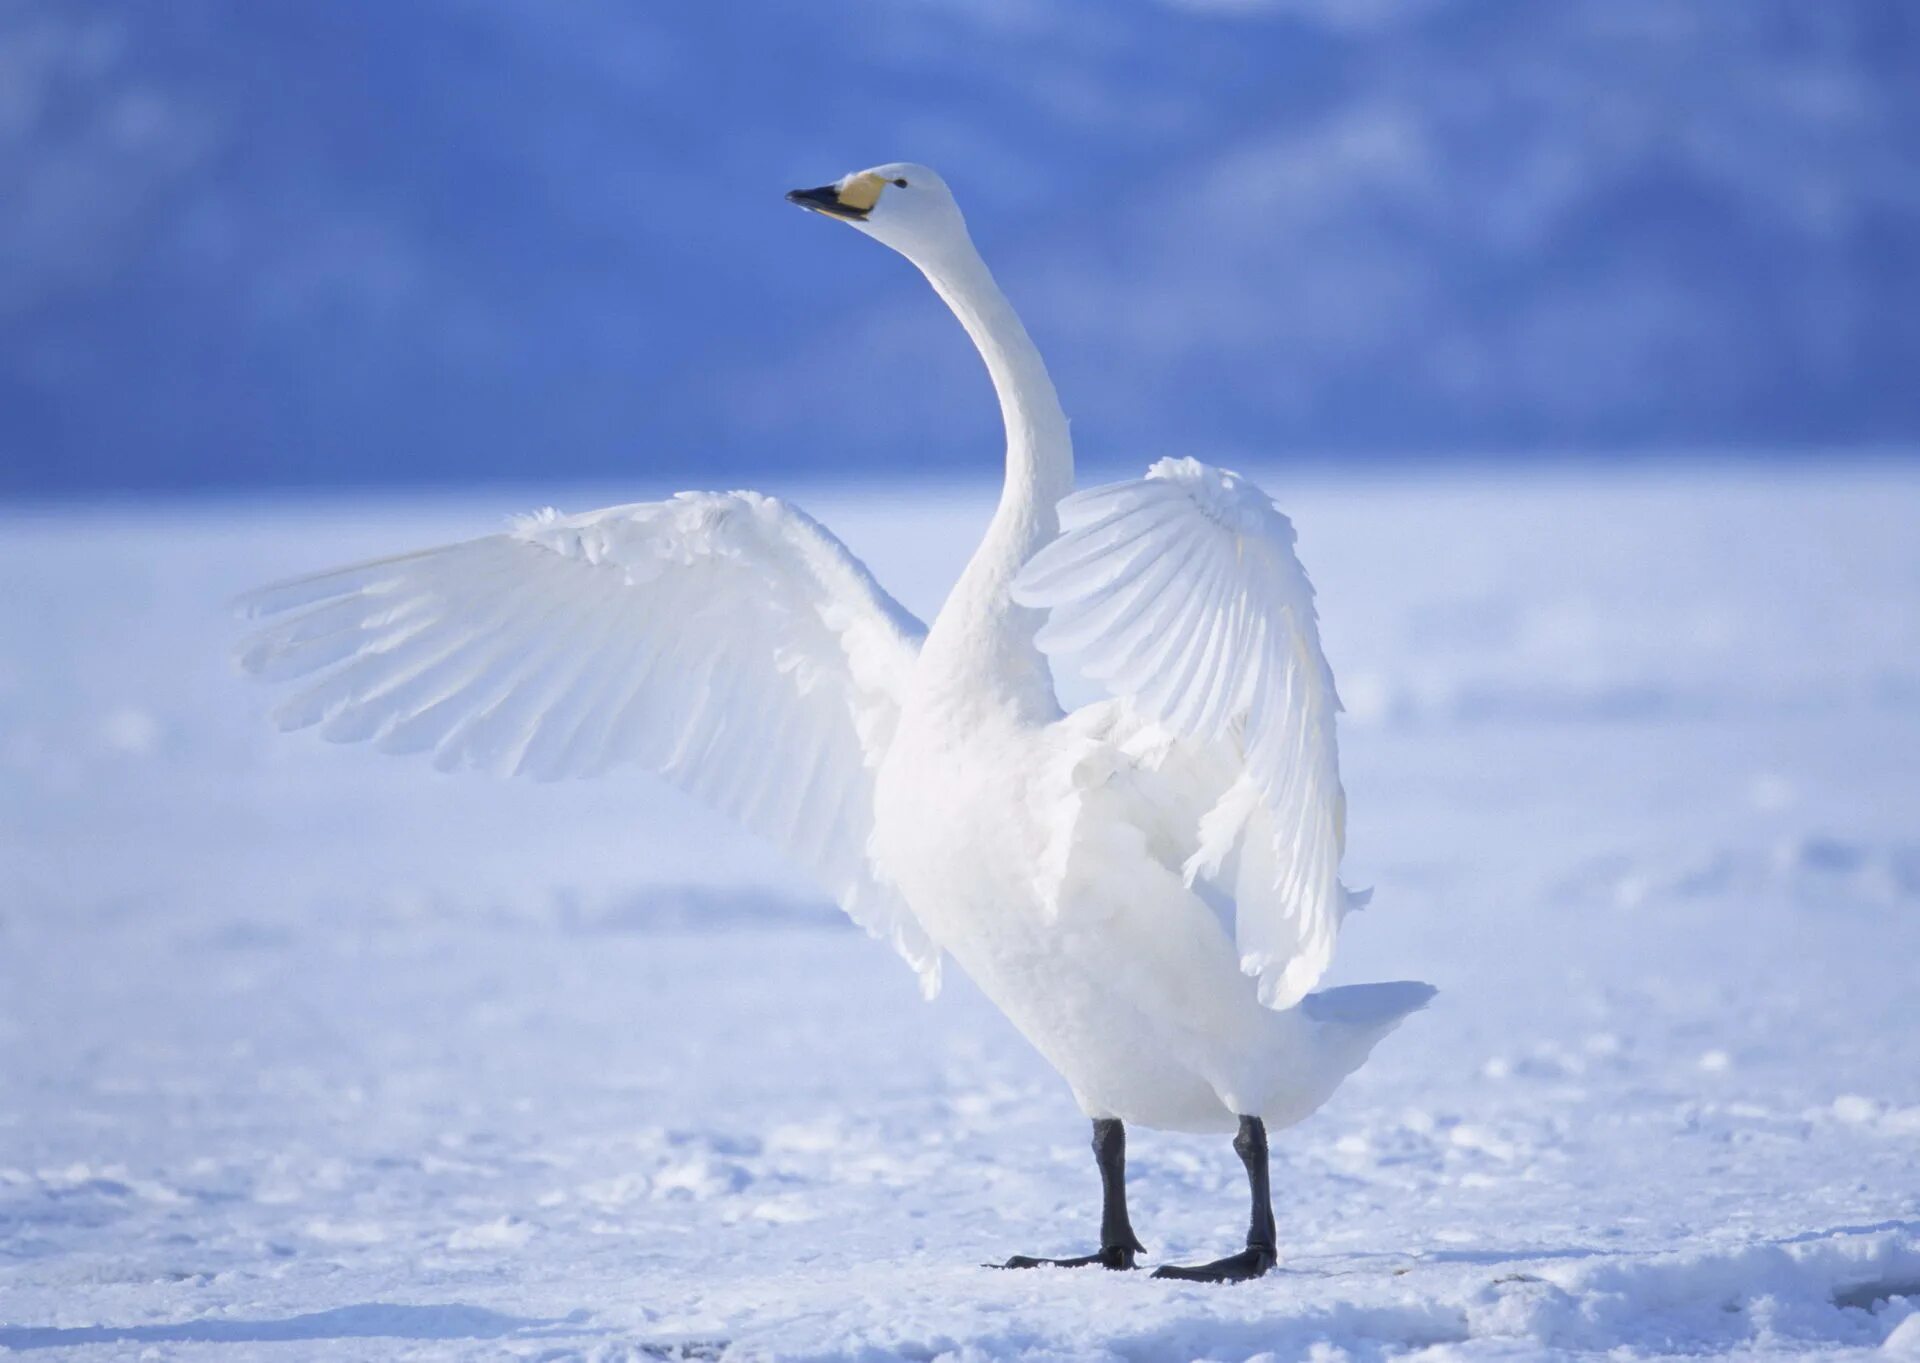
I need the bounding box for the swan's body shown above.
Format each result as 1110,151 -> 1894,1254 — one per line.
239,164 -> 1432,1277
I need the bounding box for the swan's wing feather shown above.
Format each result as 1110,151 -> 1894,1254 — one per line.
237,492 -> 938,985
1014,457 -> 1348,1009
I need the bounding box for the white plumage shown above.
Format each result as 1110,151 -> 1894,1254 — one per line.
1014,456 -> 1357,1011
238,162 -> 1431,1275
238,491 -> 940,984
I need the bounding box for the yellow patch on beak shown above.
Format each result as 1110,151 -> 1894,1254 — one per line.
786,173 -> 888,222
836,172 -> 886,213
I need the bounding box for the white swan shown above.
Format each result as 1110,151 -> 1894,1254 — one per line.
237,163 -> 1433,1282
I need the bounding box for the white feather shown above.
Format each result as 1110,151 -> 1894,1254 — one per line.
1014,456 -> 1352,1009
236,492 -> 937,987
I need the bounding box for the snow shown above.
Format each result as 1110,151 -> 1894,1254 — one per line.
3,464 -> 1919,1360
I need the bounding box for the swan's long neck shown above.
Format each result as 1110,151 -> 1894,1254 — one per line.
912,236 -> 1074,725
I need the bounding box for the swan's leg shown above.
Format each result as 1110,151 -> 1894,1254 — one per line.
1091,1117 -> 1148,1263
995,1117 -> 1145,1270
1151,1115 -> 1277,1283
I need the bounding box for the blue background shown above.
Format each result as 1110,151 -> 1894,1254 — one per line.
4,0 -> 1917,496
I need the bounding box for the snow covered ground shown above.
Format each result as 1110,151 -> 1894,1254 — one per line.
3,464 -> 1919,1361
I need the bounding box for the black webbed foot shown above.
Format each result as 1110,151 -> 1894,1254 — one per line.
1150,1244 -> 1276,1283
1150,1115 -> 1280,1283
990,1118 -> 1145,1272
994,1245 -> 1141,1271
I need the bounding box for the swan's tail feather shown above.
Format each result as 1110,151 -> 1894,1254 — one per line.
1302,980 -> 1436,1078
1301,979 -> 1435,1029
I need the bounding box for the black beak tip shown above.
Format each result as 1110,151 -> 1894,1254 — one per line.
786,184 -> 864,220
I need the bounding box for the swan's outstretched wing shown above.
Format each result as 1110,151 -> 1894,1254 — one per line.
237,492 -> 938,986
1013,457 -> 1351,1010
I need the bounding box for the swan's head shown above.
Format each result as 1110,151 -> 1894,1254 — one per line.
786,163 -> 971,262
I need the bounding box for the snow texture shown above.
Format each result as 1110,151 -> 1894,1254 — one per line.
3,466 -> 1919,1360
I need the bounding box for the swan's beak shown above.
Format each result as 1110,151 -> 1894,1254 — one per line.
786,173 -> 885,223
785,184 -> 869,222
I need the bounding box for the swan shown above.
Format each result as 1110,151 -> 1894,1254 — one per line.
236,162 -> 1434,1283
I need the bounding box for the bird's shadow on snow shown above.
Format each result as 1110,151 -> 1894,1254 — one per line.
0,1303 -> 615,1352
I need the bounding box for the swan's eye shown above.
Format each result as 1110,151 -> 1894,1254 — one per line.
892,178 -> 909,188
